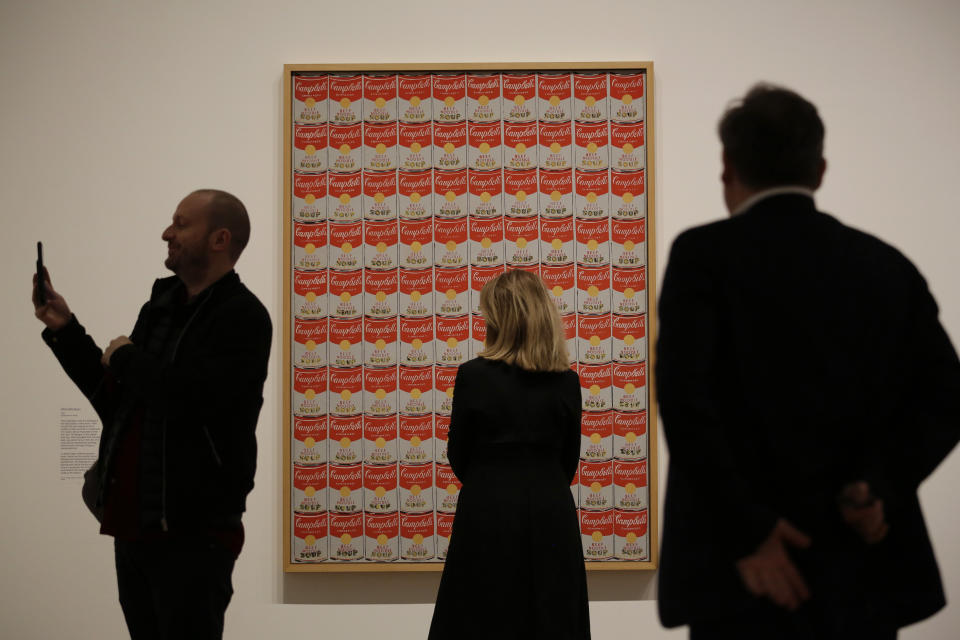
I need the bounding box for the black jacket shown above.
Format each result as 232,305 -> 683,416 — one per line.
44,271 -> 272,532
656,194 -> 960,629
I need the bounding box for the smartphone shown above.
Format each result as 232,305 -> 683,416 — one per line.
36,241 -> 46,305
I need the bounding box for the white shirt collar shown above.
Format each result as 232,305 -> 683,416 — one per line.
732,186 -> 816,216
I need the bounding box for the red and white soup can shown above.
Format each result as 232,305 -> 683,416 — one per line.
293,171 -> 328,222
437,512 -> 455,560
576,266 -> 611,316
468,217 -> 505,268
364,220 -> 399,271
329,367 -> 363,417
611,218 -> 646,268
329,220 -> 363,272
329,512 -> 363,561
294,74 -> 329,124
364,511 -> 399,562
609,72 -> 645,123
504,168 -> 537,218
540,217 -> 575,266
399,317 -> 435,369
329,74 -> 362,125
363,319 -> 398,371
539,121 -> 573,171
433,121 -> 467,171
578,313 -> 612,365
539,169 -> 573,219
293,221 -> 328,271
293,269 -> 328,320
503,122 -> 538,170
574,121 -> 609,171
399,364 -> 433,414
293,367 -> 328,418
399,268 -> 434,318
434,168 -> 468,220
400,511 -> 436,560
504,215 -> 540,267
329,415 -> 363,466
470,313 -> 487,358
362,169 -> 397,221
611,266 -> 647,315
399,414 -> 433,464
436,315 -> 469,367
612,361 -> 647,412
573,73 -> 607,123
363,268 -> 398,320
435,464 -> 462,513
293,123 -> 328,173
434,367 -> 457,416
610,122 -> 645,172
364,462 -> 399,513
398,122 -> 432,172
612,313 -> 646,363
561,313 -> 578,363
470,264 -> 505,315
537,72 -> 572,123
328,317 -> 361,369
434,266 -> 468,317
432,73 -> 466,123
328,123 -> 362,173
293,317 -> 328,369
571,467 -> 580,508
293,512 -> 328,563
468,169 -> 503,219
610,169 -> 646,220
614,508 -> 648,560
398,74 -> 432,123
398,170 -> 432,220
328,171 -> 362,223
613,410 -> 647,461
293,415 -> 327,466
362,73 -> 398,123
540,263 -> 575,315
399,464 -> 435,515
580,508 -> 614,560
467,121 -> 502,171
580,410 -> 613,462
580,461 -> 614,511
576,217 -> 610,268
363,122 -> 398,172
329,463 -> 363,514
580,364 -> 612,413
434,218 -> 468,270
466,73 -> 501,123
502,73 -> 536,122
613,459 -> 648,511
293,463 -> 328,515
434,414 -> 449,464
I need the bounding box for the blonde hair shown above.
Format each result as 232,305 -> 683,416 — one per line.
477,269 -> 570,372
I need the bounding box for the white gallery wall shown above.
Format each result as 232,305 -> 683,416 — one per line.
2,0 -> 958,638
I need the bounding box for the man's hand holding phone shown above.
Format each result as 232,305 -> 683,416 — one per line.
32,261 -> 72,331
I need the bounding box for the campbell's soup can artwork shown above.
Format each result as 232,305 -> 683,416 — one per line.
539,122 -> 573,171
581,410 -> 613,462
293,123 -> 328,173
363,123 -> 398,172
364,415 -> 398,465
398,74 -> 432,123
293,172 -> 328,222
365,512 -> 399,562
611,219 -> 646,268
434,219 -> 468,270
613,459 -> 648,511
363,268 -> 398,319
436,512 -> 455,560
329,463 -> 363,514
580,363 -> 612,412
609,72 -> 645,123
580,508 -> 614,560
614,410 -> 647,460
399,464 -> 435,515
362,170 -> 398,221
293,415 -> 328,466
470,314 -> 487,358
293,317 -> 328,369
561,313 -> 578,363
329,367 -> 363,417
578,313 -> 612,365
435,315 -> 469,366
610,122 -> 645,172
435,416 -> 449,464
466,73 -> 501,123
574,122 -> 609,171
539,169 -> 573,219
573,73 -> 608,123
503,122 -> 538,170
398,217 -> 432,271
328,123 -> 362,173
433,122 -> 467,171
293,221 -> 328,271
537,73 -> 572,123
329,415 -> 363,465
576,218 -> 610,268
364,463 -> 399,514
400,511 -> 435,560
399,414 -> 433,464
293,367 -> 328,417
293,512 -> 328,562
610,169 -> 645,220
294,74 -> 329,124
502,73 -> 536,122
363,74 -> 398,123
504,169 -> 537,217
399,268 -> 434,318
398,122 -> 432,172
329,512 -> 364,561
614,508 -> 648,560
364,220 -> 399,271
465,171 -> 501,221
434,367 -> 457,416
329,318 -> 362,368
398,170 -> 432,221
470,264 -> 505,314
434,266 -> 468,316
328,171 -> 362,223
398,364 -> 433,413
432,73 -> 466,123
435,464 -> 462,513
433,169 -> 467,220
328,270 -> 362,320
611,266 -> 647,315
329,221 -> 363,272
580,461 -> 614,511
293,269 -> 328,320
571,466 -> 580,507
467,121 -> 502,171
468,217 -> 504,268
540,264 -> 575,315
612,361 -> 647,412
399,317 -> 434,368
293,463 -> 328,514
613,314 -> 647,363
363,319 -> 398,370
504,216 -> 539,267
540,217 -> 575,266
329,74 -> 363,125
576,266 -> 611,316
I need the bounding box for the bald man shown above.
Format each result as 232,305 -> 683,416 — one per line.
33,190 -> 272,639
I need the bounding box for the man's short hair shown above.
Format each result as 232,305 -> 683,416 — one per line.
718,84 -> 825,189
193,189 -> 250,262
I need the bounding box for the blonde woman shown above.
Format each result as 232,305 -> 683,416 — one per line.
428,269 -> 589,639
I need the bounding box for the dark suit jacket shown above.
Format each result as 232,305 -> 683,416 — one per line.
656,193 -> 960,629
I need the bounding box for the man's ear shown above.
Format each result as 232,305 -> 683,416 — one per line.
210,228 -> 232,253
813,157 -> 827,190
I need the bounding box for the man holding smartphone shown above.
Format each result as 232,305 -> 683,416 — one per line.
33,189 -> 272,640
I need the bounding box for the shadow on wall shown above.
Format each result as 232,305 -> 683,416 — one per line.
282,570 -> 657,605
